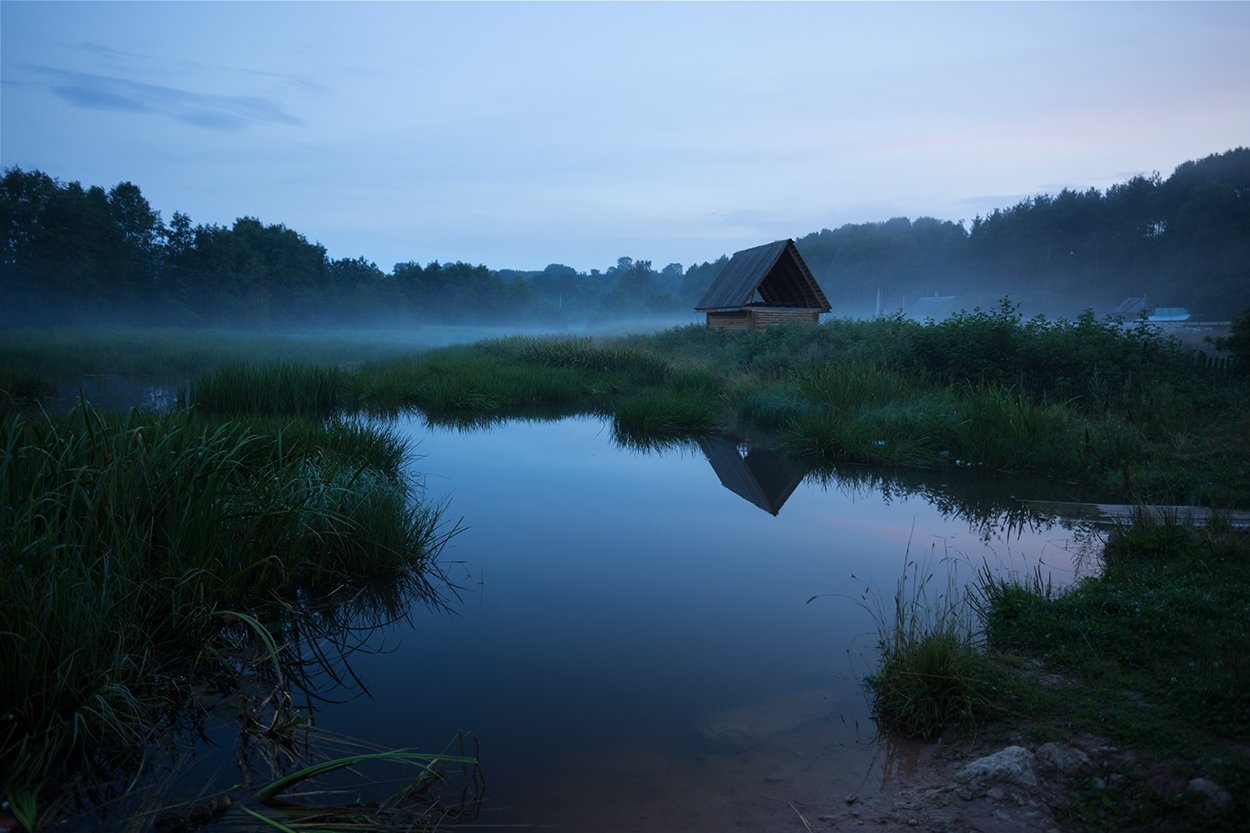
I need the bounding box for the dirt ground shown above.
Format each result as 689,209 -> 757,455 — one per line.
483,707 -> 1103,833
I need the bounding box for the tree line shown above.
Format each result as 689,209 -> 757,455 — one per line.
2,147 -> 1246,327
795,148 -> 1250,320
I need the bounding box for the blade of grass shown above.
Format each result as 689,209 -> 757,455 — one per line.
253,751 -> 476,803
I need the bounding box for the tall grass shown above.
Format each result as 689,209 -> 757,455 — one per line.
858,548 -> 1007,740
182,362 -> 351,416
0,405 -> 449,811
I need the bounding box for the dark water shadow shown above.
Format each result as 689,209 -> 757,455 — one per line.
52,567 -> 484,833
54,375 -> 178,413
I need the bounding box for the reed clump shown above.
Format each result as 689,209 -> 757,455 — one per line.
182,361 -> 351,416
0,406 -> 448,807
861,552 -> 1008,740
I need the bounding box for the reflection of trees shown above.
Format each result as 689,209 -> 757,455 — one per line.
677,429 -> 1098,537
804,459 -> 1093,541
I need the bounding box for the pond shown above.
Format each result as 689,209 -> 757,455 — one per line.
256,413 -> 1091,832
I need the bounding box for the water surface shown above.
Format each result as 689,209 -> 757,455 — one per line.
301,414 -> 1086,831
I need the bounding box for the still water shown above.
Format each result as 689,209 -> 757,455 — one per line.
291,414 -> 1086,831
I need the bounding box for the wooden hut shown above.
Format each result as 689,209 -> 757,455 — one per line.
695,239 -> 830,330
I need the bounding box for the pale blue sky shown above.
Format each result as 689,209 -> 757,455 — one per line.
3,1 -> 1247,272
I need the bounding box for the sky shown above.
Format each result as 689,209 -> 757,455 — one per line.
2,1 -> 1248,274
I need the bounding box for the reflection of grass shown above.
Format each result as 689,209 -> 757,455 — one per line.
0,406 -> 451,817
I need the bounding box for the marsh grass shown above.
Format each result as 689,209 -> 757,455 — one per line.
0,405 -> 450,814
860,511 -> 1250,829
858,547 -> 1009,740
183,363 -> 351,416
610,387 -> 720,447
8,307 -> 1244,501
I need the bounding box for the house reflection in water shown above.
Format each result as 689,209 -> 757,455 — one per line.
698,436 -> 807,516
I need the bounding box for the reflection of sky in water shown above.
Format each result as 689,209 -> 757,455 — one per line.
312,414 -> 1083,830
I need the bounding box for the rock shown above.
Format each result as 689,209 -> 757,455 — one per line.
1187,777 -> 1233,810
953,746 -> 1038,789
1036,742 -> 1091,776
985,787 -> 1006,801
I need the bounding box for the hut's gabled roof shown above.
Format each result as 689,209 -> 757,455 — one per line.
695,239 -> 831,312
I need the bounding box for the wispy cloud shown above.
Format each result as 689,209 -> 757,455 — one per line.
22,64 -> 302,131
71,41 -> 325,93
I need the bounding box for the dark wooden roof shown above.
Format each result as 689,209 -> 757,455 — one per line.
695,239 -> 831,313
700,436 -> 806,516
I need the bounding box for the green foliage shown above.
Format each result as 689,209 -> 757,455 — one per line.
353,337 -> 725,437
978,517 -> 1250,748
611,388 -> 720,445
870,630 -> 1001,740
1213,308 -> 1250,373
861,554 -> 1007,740
183,362 -> 351,416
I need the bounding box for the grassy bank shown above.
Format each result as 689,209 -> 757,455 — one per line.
181,337 -> 725,437
866,516 -> 1250,831
622,305 -> 1246,504
0,405 -> 451,823
6,309 -> 1245,503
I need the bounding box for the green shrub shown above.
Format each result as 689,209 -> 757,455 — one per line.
863,555 -> 1005,740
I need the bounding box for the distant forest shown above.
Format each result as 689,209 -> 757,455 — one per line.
2,147 -> 1247,327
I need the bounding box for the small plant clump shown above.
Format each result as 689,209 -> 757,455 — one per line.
859,552 -> 1010,740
